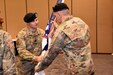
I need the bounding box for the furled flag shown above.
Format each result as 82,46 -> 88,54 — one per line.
41,0 -> 65,58
35,0 -> 65,74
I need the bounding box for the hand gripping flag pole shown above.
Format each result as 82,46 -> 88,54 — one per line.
35,0 -> 65,74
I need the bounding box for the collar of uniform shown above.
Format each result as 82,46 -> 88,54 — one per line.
26,27 -> 39,36
63,16 -> 73,22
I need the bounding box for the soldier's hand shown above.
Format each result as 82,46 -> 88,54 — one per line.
33,56 -> 44,62
37,55 -> 44,62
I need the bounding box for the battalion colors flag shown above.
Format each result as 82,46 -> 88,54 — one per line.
42,0 -> 65,51
35,0 -> 65,74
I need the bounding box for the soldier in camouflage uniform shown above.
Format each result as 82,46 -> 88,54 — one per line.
0,15 -> 16,75
36,3 -> 95,75
16,12 -> 45,75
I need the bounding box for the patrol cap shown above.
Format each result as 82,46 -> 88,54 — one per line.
53,3 -> 69,12
23,12 -> 37,23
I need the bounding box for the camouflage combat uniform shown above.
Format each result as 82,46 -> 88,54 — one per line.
16,27 -> 44,75
36,17 -> 94,75
0,30 -> 16,75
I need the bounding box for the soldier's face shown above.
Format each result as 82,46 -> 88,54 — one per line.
0,12 -> 3,28
0,11 -> 3,23
28,18 -> 39,29
54,12 -> 62,24
0,17 -> 3,24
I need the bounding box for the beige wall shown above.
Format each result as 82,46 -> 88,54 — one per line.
5,0 -> 26,38
0,0 -> 113,53
97,0 -> 113,53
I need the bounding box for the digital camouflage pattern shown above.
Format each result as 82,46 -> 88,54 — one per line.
0,30 -> 16,75
36,17 -> 94,75
16,27 -> 44,75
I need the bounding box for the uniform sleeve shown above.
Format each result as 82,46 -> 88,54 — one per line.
3,33 -> 16,75
36,31 -> 70,72
16,32 -> 35,60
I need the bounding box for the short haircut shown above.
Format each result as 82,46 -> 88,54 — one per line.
53,3 -> 69,12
